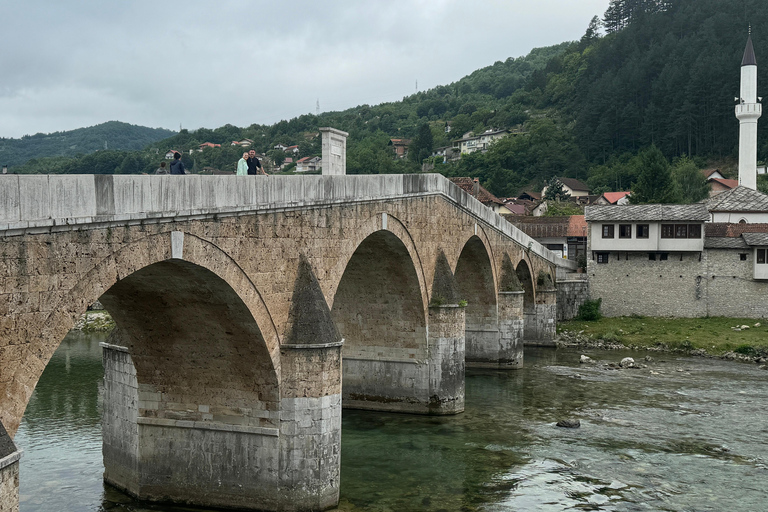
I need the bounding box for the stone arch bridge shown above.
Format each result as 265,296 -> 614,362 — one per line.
0,174 -> 572,511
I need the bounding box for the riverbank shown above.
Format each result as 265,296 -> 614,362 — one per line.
73,310 -> 115,333
558,316 -> 768,364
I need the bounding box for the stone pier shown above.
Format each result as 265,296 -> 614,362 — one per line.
0,422 -> 20,512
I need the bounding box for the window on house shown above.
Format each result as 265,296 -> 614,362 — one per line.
602,225 -> 615,238
619,224 -> 632,238
637,224 -> 649,238
740,253 -> 748,261
661,224 -> 674,238
688,224 -> 701,238
758,249 -> 766,264
675,225 -> 688,238
659,253 -> 669,261
596,252 -> 609,264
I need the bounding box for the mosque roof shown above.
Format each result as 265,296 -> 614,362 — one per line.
705,186 -> 768,212
743,35 -> 757,67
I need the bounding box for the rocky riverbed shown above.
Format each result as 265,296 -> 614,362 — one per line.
558,329 -> 768,368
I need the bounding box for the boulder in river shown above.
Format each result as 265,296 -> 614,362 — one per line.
620,357 -> 635,368
580,355 -> 594,364
556,419 -> 581,428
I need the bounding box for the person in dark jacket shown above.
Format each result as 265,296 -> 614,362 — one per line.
170,152 -> 186,175
247,149 -> 267,175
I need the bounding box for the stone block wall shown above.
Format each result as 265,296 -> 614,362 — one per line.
496,291 -> 525,368
0,419 -> 20,512
426,305 -> 465,415
0,461 -> 19,512
589,249 -> 768,318
102,343 -> 140,495
556,277 -> 590,321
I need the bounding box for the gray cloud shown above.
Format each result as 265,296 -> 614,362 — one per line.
0,0 -> 608,137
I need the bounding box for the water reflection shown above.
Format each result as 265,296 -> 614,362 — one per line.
15,333 -> 768,511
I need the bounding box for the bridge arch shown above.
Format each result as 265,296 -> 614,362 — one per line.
331,226 -> 429,412
327,212 -> 427,311
515,258 -> 536,342
454,234 -> 498,366
3,231 -> 280,437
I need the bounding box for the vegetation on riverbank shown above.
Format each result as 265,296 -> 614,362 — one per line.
558,316 -> 768,360
74,310 -> 115,333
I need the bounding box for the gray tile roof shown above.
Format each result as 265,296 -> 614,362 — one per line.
585,203 -> 710,222
705,186 -> 768,212
704,237 -> 750,249
742,233 -> 768,246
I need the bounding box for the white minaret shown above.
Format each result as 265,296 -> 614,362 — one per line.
736,33 -> 761,190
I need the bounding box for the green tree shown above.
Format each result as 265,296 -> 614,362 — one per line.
268,149 -> 286,167
672,156 -> 709,203
630,145 -> 679,203
543,177 -> 571,200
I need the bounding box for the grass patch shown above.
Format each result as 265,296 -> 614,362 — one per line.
558,316 -> 768,356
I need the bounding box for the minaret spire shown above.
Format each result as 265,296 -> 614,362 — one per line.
736,31 -> 761,190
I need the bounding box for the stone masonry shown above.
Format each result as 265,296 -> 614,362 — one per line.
0,174 -> 566,511
0,421 -> 20,512
588,248 -> 768,318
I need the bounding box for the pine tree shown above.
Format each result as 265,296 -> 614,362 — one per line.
630,145 -> 679,203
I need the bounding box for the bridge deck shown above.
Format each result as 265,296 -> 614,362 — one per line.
0,173 -> 575,269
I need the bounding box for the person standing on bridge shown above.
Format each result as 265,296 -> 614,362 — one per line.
170,152 -> 186,175
237,152 -> 249,175
155,162 -> 168,174
247,149 -> 267,175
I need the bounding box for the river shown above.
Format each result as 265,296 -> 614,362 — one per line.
14,330 -> 768,511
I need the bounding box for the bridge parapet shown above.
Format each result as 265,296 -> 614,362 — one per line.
0,174 -> 567,267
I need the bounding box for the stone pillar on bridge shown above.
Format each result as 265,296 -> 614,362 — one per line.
427,252 -> 465,414
320,127 -> 348,175
496,255 -> 525,368
0,421 -> 21,512
525,271 -> 557,346
278,255 -> 343,510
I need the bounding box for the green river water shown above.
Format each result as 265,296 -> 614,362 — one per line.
14,330 -> 768,511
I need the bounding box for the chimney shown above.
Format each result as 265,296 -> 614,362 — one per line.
473,178 -> 480,197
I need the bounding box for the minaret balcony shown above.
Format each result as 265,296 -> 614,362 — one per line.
736,103 -> 762,119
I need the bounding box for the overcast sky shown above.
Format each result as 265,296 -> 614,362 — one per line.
0,0 -> 608,139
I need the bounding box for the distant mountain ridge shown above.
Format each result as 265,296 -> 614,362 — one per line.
0,121 -> 176,167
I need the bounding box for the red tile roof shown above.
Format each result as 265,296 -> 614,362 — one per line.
567,215 -> 587,237
710,178 -> 738,189
448,177 -> 504,206
601,191 -> 631,204
706,223 -> 768,237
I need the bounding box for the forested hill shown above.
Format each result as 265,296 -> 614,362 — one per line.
0,121 -> 176,167
10,0 -> 768,201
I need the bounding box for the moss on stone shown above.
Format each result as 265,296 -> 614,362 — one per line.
499,254 -> 523,292
430,251 -> 460,306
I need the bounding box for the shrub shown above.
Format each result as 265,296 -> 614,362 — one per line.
577,298 -> 602,321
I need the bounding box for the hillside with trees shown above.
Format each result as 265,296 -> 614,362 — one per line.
9,0 -> 767,204
0,121 -> 175,168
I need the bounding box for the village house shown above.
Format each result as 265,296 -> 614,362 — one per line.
453,129 -> 509,155
295,156 -> 321,173
594,191 -> 631,205
389,139 -> 411,158
507,215 -> 587,262
198,142 -> 221,152
541,177 -> 591,198
164,150 -> 181,159
448,177 -> 506,215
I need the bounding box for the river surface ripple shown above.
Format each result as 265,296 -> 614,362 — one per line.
15,331 -> 768,511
